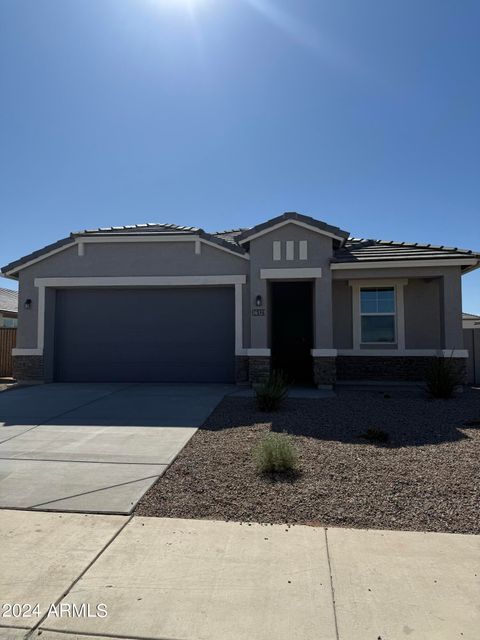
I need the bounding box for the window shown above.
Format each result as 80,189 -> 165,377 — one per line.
360,287 -> 395,343
1,317 -> 17,328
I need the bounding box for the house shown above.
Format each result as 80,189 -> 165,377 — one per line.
0,287 -> 18,328
1,212 -> 479,386
463,313 -> 480,385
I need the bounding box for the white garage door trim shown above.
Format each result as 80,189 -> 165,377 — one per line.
13,275 -> 247,357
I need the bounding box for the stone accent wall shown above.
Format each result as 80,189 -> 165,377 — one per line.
312,357 -> 336,387
337,356 -> 467,383
12,355 -> 44,382
248,356 -> 271,384
235,356 -> 249,384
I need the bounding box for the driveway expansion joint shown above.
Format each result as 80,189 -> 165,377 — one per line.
29,474 -> 163,510
324,528 -> 340,640
0,383 -> 138,446
24,515 -> 135,640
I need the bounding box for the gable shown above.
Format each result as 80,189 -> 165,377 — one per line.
248,221 -> 335,268
236,212 -> 349,245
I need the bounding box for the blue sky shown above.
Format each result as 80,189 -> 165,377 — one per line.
1,0 -> 479,311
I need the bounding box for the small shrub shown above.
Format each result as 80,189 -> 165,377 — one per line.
254,432 -> 298,474
425,357 -> 461,399
360,428 -> 390,443
255,370 -> 289,412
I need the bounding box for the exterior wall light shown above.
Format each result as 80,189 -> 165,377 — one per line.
255,295 -> 263,307
24,299 -> 32,310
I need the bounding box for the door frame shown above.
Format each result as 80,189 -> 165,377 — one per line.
269,279 -> 315,382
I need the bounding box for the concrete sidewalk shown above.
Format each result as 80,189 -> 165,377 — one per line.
0,510 -> 478,640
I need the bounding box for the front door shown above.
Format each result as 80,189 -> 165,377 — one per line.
270,281 -> 313,384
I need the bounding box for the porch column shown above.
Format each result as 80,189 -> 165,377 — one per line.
312,273 -> 336,388
440,269 -> 464,350
313,274 -> 333,349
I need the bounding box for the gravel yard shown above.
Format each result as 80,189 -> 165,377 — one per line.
136,387 -> 480,534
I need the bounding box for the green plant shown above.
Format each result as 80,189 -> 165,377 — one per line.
254,432 -> 298,474
425,356 -> 461,399
360,428 -> 390,443
255,370 -> 289,412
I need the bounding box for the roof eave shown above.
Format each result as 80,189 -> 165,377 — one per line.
330,257 -> 480,270
1,236 -> 76,278
1,226 -> 248,276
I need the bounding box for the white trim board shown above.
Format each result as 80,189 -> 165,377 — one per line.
79,235 -> 250,260
26,275 -> 247,359
34,275 -> 247,287
3,235 -> 250,276
240,348 -> 271,357
3,243 -> 76,277
311,349 -> 337,357
337,349 -> 469,358
260,268 -> 322,279
331,259 -> 478,270
239,219 -> 346,244
12,348 -> 43,356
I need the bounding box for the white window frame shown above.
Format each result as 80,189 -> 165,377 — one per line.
349,279 -> 407,350
360,287 -> 397,345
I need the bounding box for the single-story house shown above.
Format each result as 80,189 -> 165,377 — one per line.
463,313 -> 480,385
0,287 -> 18,328
1,212 -> 479,387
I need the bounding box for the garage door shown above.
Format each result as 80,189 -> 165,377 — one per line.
54,288 -> 235,382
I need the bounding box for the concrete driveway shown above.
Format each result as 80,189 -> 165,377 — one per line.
1,511 -> 478,640
0,383 -> 233,513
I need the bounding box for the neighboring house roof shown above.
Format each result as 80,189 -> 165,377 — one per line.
0,287 -> 18,314
463,312 -> 480,328
2,212 -> 480,276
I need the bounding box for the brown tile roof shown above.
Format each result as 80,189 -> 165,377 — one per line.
332,238 -> 480,264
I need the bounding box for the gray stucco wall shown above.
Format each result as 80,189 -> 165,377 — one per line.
332,280 -> 353,349
16,240 -> 250,350
248,224 -> 334,349
404,278 -> 442,349
332,265 -> 464,351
